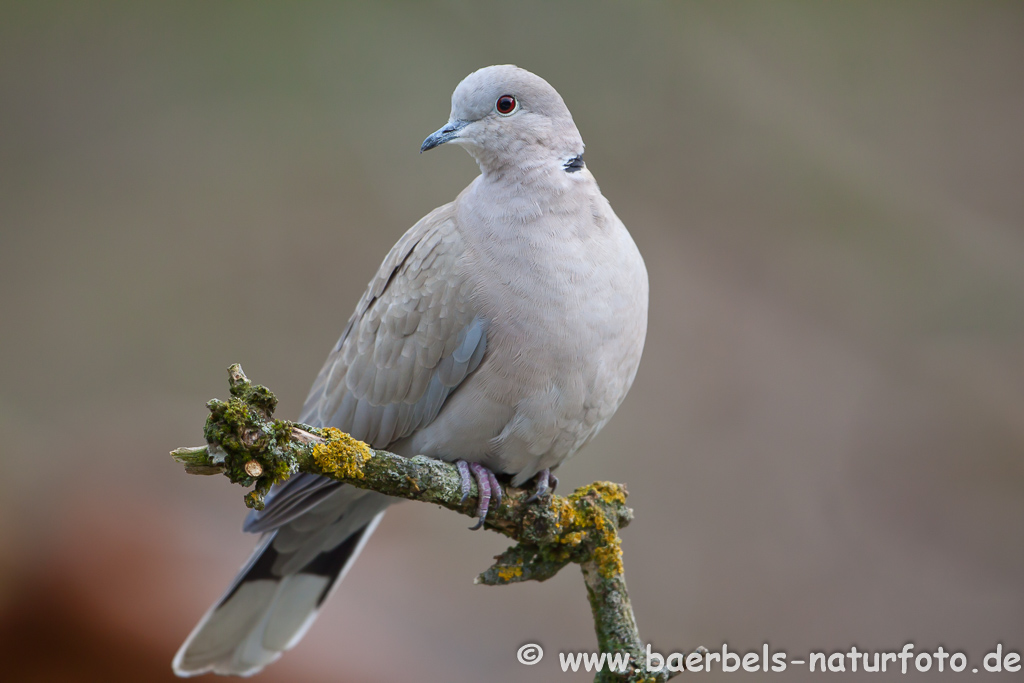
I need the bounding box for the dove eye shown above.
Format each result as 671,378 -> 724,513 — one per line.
495,95 -> 518,116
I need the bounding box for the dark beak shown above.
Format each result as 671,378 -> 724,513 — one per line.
420,120 -> 469,152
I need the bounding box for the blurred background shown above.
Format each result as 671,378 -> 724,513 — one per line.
1,1 -> 1022,681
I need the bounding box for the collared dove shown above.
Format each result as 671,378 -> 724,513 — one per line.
173,64 -> 648,677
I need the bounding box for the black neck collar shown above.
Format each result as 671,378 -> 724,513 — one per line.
564,154 -> 585,173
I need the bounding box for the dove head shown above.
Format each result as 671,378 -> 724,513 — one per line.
421,65 -> 585,177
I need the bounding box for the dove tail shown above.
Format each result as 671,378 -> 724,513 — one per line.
172,511 -> 385,677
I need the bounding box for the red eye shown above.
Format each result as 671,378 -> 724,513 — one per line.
495,94 -> 517,115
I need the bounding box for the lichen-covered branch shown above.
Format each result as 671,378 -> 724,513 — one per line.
172,364 -> 677,682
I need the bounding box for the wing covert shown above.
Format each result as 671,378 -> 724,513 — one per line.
301,205 -> 487,448
246,206 -> 487,534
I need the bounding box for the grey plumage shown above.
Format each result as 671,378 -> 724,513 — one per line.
173,64 -> 648,677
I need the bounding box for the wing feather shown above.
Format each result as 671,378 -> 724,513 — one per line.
245,204 -> 488,533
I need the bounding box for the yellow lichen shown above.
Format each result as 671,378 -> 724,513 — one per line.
594,539 -> 624,578
496,565 -> 524,582
312,427 -> 373,479
591,480 -> 627,506
561,531 -> 585,546
552,495 -> 581,533
551,483 -> 627,578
